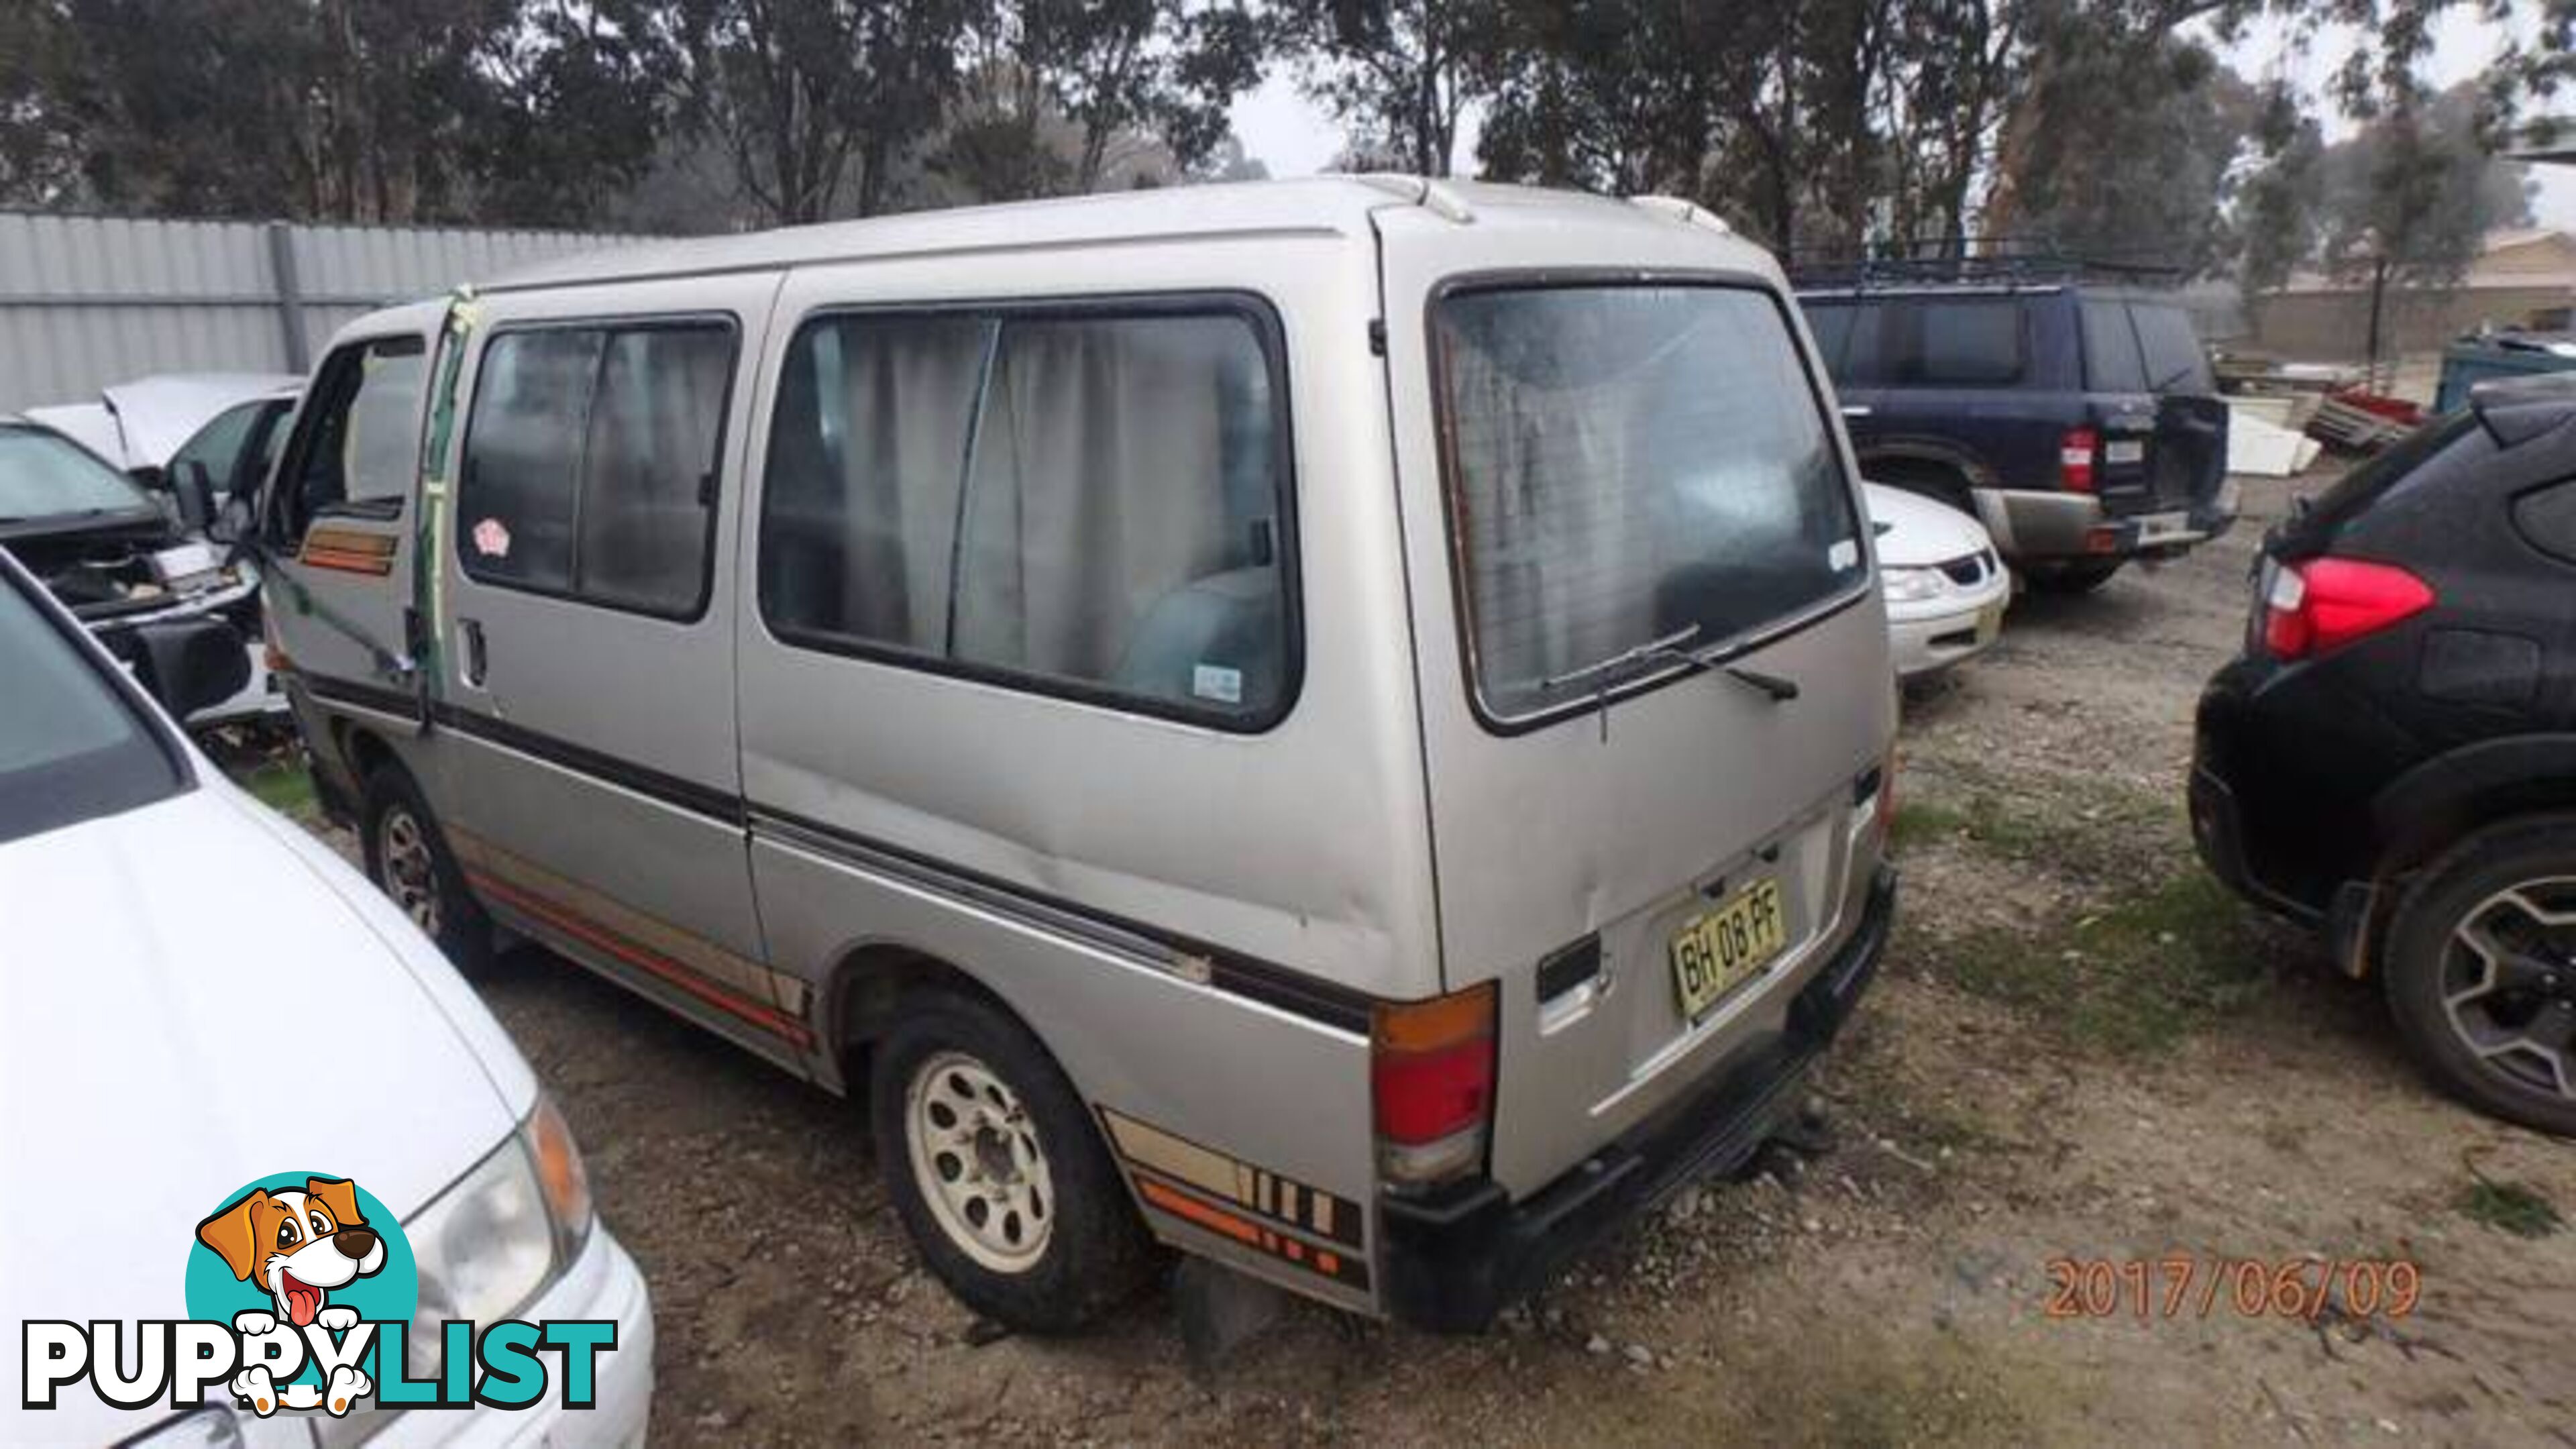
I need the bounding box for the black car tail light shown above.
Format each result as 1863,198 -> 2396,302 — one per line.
2261,556 -> 2435,660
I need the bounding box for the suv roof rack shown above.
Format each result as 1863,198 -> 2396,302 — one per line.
1787,235 -> 2190,290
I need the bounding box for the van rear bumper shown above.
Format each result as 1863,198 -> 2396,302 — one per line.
1377,867 -> 1896,1333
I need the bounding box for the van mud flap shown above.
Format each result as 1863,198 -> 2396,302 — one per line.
1379,868 -> 1895,1332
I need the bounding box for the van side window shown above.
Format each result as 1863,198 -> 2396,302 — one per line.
760,302 -> 1295,729
277,335 -> 426,539
457,321 -> 735,619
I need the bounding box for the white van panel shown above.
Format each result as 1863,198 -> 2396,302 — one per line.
735,231 -> 1444,1003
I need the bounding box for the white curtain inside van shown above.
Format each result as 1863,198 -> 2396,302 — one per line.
763,309 -> 1286,718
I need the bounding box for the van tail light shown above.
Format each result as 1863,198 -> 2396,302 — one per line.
1853,754 -> 1897,843
1373,982 -> 1496,1187
2059,428 -> 2098,493
2261,556 -> 2434,660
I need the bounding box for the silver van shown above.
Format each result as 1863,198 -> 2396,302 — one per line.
260,178 -> 1899,1333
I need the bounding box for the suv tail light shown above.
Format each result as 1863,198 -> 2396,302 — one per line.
2261,556 -> 2434,660
1373,982 -> 1495,1187
2059,428 -> 2098,493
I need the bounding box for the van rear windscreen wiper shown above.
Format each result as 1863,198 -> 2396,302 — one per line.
1539,623 -> 1801,741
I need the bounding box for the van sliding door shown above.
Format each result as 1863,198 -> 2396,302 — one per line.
433,272 -> 803,1069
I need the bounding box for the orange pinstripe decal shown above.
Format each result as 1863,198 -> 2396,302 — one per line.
466,869 -> 812,1046
1138,1178 -> 1263,1248
299,548 -> 393,576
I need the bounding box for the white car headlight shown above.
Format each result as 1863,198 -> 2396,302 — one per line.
310,1099 -> 594,1448
407,1097 -> 594,1373
375,1097 -> 589,1381
1880,566 -> 1947,604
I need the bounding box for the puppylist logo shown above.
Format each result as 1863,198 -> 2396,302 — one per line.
20,1171 -> 616,1419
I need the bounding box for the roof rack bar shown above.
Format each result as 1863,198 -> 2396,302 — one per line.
1785,233 -> 2189,290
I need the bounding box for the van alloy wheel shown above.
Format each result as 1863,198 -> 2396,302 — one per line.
904,1050 -> 1055,1273
2441,878 -> 2576,1102
376,806 -> 442,937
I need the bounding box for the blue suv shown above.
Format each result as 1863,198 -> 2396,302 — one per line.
1797,270 -> 2237,592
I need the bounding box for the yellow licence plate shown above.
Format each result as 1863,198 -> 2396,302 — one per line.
1669,878 -> 1788,1020
1975,598 -> 2006,645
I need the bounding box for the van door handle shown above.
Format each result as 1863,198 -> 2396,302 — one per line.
460,618 -> 488,688
1840,404 -> 1872,419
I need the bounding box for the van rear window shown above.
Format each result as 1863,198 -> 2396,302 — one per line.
758,300 -> 1295,729
1433,283 -> 1866,724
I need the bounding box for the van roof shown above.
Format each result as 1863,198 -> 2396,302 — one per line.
474,177 -> 1747,293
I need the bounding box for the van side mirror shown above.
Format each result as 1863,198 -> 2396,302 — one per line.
126,617 -> 250,719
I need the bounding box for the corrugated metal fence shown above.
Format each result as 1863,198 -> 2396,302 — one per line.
0,213 -> 656,409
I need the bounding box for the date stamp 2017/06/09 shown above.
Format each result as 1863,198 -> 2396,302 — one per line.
2044,1256 -> 2422,1322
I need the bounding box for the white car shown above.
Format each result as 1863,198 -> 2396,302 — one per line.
1864,481 -> 2012,678
25,372 -> 303,503
0,551 -> 653,1446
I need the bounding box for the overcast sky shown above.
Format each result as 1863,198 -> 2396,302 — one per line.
1229,4 -> 2576,229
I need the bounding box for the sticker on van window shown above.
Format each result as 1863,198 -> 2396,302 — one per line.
1191,664 -> 1244,705
1829,539 -> 1860,572
472,517 -> 511,559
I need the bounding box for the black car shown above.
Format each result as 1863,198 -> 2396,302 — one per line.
1797,264 -> 2235,592
2192,373 -> 2576,1136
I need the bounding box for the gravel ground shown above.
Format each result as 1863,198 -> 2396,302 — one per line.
292,465 -> 2575,1446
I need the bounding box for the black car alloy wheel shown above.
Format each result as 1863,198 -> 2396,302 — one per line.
2434,878 -> 2576,1104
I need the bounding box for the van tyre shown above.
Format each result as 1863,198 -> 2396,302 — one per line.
2383,816 -> 2576,1138
359,765 -> 493,977
870,990 -> 1151,1332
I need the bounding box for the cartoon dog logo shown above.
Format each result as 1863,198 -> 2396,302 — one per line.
195,1176 -> 388,1332
186,1175 -> 393,1417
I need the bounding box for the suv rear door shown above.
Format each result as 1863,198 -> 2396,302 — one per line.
2081,295 -> 2226,522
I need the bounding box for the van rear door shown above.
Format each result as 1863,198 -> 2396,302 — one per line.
1374,197 -> 1896,1201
